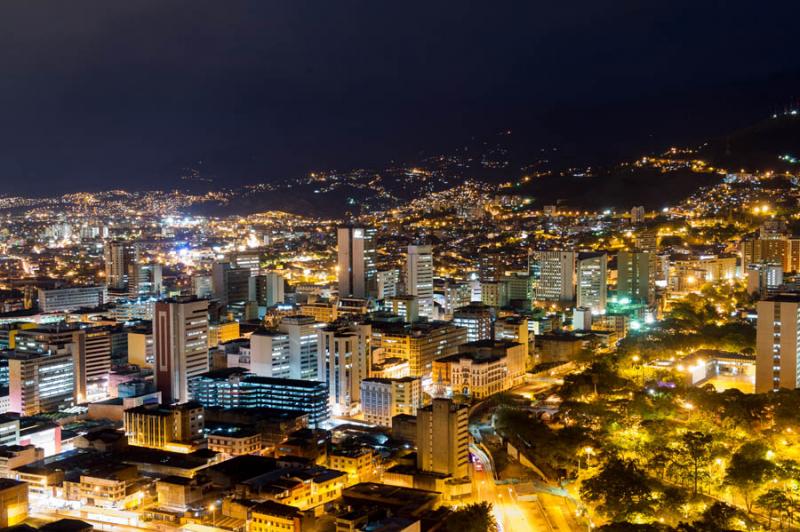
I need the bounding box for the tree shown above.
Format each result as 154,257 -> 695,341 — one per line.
581,458 -> 655,522
446,502 -> 498,532
724,443 -> 775,513
689,501 -> 749,531
682,431 -> 712,497
756,488 -> 791,530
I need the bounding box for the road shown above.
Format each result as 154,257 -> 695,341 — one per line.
470,444 -> 551,531
467,371 -> 589,531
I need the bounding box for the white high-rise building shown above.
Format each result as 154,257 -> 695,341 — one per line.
249,330 -> 291,379
154,297 -> 209,404
279,315 -> 324,380
576,252 -> 607,314
407,245 -> 434,319
259,272 -> 285,307
337,227 -> 376,299
529,250 -> 576,303
318,322 -> 371,416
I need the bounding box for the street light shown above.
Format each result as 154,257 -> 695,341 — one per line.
578,446 -> 594,474
208,503 -> 216,526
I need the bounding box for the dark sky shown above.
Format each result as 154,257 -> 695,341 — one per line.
1,1 -> 800,194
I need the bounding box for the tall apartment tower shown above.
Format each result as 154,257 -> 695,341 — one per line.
104,241 -> 139,290
756,295 -> 800,393
416,398 -> 470,478
529,250 -> 576,303
318,322 -> 371,416
337,227 -> 377,299
407,245 -> 434,319
576,252 -> 608,314
154,297 -> 209,404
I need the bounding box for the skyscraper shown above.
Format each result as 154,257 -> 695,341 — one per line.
337,227 -> 376,299
104,241 -> 139,290
416,398 -> 469,478
154,297 -> 209,404
576,252 -> 607,314
407,245 -> 434,319
529,250 -> 576,303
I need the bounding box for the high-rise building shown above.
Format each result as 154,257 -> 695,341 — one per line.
376,270 -> 400,300
192,275 -> 213,299
416,398 -> 469,478
747,263 -> 783,298
480,280 -> 509,308
128,263 -> 162,298
212,262 -> 255,307
279,316 -> 324,381
630,206 -> 645,225
249,330 -> 291,379
104,241 -> 139,290
617,251 -> 654,305
407,245 -> 434,319
372,321 -> 468,377
7,351 -> 75,415
576,252 -> 607,314
741,238 -> 787,273
318,322 -> 371,416
14,323 -> 111,403
154,297 -> 209,404
529,250 -> 575,303
360,377 -> 421,427
337,227 -> 377,299
231,250 -> 262,276
756,295 -> 800,393
442,282 -> 472,318
72,327 -> 112,402
453,303 -> 493,343
257,272 -> 285,308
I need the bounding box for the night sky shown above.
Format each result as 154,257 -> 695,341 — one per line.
1,1 -> 800,194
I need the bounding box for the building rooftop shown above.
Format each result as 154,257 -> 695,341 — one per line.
251,500 -> 302,519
